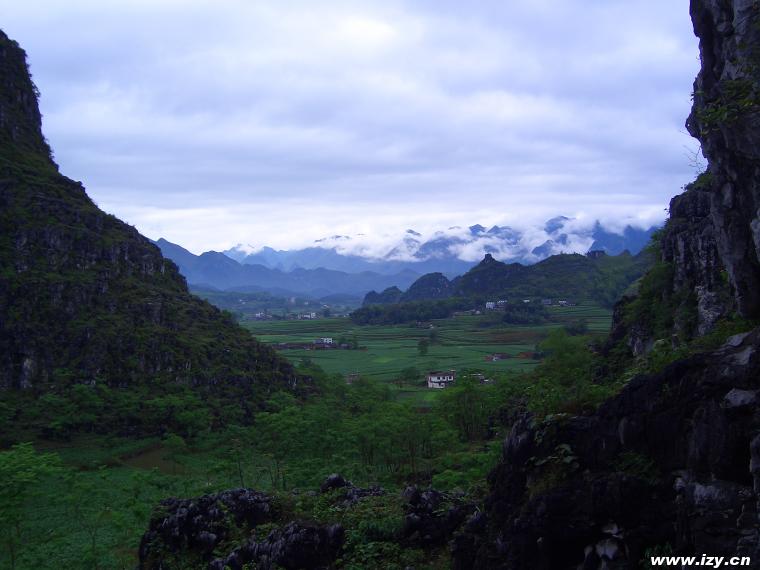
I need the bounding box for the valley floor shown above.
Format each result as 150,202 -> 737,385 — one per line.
4,304 -> 611,569
243,304 -> 611,402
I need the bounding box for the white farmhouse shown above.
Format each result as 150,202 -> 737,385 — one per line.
427,370 -> 456,389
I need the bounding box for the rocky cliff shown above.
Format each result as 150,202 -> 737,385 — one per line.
454,330 -> 760,568
660,0 -> 760,338
453,1 -> 760,568
686,0 -> 760,320
0,30 -> 295,409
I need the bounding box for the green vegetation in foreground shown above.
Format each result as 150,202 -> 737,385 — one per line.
1,300 -> 684,570
1,362 -> 509,570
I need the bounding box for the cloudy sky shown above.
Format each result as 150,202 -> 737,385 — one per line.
4,0 -> 701,254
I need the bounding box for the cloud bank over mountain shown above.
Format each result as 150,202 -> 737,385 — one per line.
223,217 -> 659,275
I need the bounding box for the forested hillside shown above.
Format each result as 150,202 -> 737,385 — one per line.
0,30 -> 296,437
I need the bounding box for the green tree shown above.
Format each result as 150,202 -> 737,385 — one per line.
397,366 -> 420,387
417,338 -> 429,356
0,443 -> 62,570
255,409 -> 303,489
436,377 -> 493,441
526,329 -> 602,415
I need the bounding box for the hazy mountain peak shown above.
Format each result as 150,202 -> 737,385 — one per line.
544,216 -> 572,234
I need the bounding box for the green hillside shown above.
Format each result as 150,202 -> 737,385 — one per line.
452,251 -> 651,305
0,30 -> 295,438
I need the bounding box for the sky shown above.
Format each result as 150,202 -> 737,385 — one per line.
3,0 -> 702,255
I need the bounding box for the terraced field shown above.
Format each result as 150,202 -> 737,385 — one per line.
243,304 -> 612,387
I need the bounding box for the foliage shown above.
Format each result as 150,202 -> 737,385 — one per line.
526,442 -> 579,498
695,76 -> 760,133
350,298 -> 470,325
0,443 -> 63,569
527,330 -> 610,416
362,286 -> 403,306
435,377 -> 496,441
502,303 -> 549,325
453,252 -> 652,308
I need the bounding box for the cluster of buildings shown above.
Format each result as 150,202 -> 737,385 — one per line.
481,298 -> 573,309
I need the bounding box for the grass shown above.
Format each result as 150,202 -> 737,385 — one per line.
242,305 -> 612,389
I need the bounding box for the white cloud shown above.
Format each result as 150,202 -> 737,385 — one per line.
2,0 -> 698,253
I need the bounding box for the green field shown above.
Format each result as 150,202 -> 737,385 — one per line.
243,304 -> 612,386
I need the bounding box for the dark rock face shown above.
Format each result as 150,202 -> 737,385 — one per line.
664,183 -> 728,335
0,29 -> 295,398
208,523 -> 344,570
401,486 -> 476,547
453,330 -> 760,569
139,488 -> 344,570
139,489 -> 275,565
318,473 -> 386,506
0,30 -> 53,159
677,0 -> 760,322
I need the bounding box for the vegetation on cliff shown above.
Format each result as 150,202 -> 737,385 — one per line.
0,30 -> 297,437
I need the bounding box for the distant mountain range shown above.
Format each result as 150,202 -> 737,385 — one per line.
155,239 -> 420,299
156,218 -> 658,299
223,218 -> 659,277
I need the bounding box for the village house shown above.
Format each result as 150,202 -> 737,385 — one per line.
497,300 -> 508,307
485,301 -> 496,310
541,299 -> 553,306
316,337 -> 333,345
427,370 -> 456,389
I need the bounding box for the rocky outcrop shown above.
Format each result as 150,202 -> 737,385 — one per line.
668,0 -> 760,327
207,522 -> 344,570
139,488 -> 344,570
400,486 -> 476,547
318,473 -> 386,505
453,329 -> 760,569
0,30 -> 53,160
663,178 -> 728,336
609,0 -> 760,344
0,29 -> 296,403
